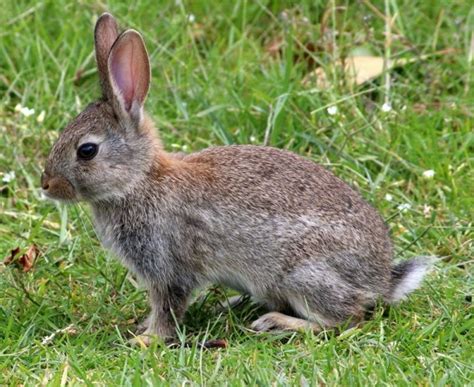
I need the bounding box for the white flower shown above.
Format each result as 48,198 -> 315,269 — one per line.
20,106 -> 35,117
37,110 -> 46,123
397,203 -> 411,213
381,102 -> 392,112
423,204 -> 432,217
250,135 -> 257,143
187,14 -> 195,23
2,171 -> 15,183
422,169 -> 435,179
384,193 -> 393,202
327,105 -> 338,115
13,103 -> 35,117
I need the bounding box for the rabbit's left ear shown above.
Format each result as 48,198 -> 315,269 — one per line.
107,29 -> 151,126
94,13 -> 119,98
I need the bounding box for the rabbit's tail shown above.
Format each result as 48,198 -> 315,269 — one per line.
387,256 -> 436,303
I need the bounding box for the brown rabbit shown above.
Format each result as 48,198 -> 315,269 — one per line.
41,13 -> 433,344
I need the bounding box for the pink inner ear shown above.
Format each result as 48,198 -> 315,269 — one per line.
110,41 -> 136,111
108,31 -> 150,114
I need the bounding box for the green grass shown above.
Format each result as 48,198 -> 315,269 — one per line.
1,0 -> 473,384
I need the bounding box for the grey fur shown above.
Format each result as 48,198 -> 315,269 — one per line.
41,14 -> 432,341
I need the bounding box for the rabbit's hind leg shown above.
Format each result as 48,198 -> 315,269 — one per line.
250,289 -> 366,333
282,262 -> 376,331
250,311 -> 324,333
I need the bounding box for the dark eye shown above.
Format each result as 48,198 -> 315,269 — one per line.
77,143 -> 98,160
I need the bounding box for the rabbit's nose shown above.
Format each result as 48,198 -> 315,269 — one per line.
41,172 -> 50,190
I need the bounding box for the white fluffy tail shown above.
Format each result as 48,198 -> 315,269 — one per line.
388,256 -> 436,303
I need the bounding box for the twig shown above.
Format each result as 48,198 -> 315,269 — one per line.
431,9 -> 445,50
41,324 -> 77,346
395,225 -> 433,258
384,0 -> 393,107
465,30 -> 474,96
7,4 -> 42,25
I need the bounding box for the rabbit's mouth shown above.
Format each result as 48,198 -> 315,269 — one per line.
41,172 -> 78,202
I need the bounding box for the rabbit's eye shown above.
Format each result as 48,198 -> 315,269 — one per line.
77,143 -> 98,160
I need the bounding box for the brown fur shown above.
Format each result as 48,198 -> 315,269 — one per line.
42,13 -> 433,342
94,13 -> 119,99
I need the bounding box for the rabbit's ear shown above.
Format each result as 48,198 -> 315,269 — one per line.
94,13 -> 119,98
107,29 -> 150,125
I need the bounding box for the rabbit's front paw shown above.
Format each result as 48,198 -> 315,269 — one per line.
128,332 -> 158,347
136,314 -> 152,333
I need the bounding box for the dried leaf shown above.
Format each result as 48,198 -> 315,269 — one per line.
265,38 -> 319,69
298,42 -> 318,68
345,56 -> 387,85
265,37 -> 284,58
303,56 -> 390,87
3,246 -> 20,265
412,102 -> 456,113
201,338 -> 228,349
190,23 -> 206,42
18,245 -> 40,272
42,220 -> 60,230
303,49 -> 459,88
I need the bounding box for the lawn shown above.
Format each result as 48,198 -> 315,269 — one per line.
0,0 -> 473,385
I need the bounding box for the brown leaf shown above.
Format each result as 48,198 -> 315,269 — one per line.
190,23 -> 206,42
18,245 -> 40,272
3,246 -> 20,265
201,339 -> 228,349
297,42 -> 319,68
265,38 -> 320,69
412,102 -> 458,113
73,68 -> 85,85
344,56 -> 387,85
303,56 -> 389,87
302,49 -> 459,88
265,37 -> 284,58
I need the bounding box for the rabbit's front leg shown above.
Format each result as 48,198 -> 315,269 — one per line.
132,283 -> 190,346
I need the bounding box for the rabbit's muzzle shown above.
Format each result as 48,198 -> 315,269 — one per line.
41,170 -> 77,201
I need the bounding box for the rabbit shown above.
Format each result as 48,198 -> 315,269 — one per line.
41,13 -> 433,345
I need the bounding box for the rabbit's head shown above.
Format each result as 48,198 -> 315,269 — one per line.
41,13 -> 158,203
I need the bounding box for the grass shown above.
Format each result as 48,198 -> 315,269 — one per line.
0,0 -> 473,384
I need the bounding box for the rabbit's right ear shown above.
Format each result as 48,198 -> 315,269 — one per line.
94,13 -> 119,98
107,30 -> 150,127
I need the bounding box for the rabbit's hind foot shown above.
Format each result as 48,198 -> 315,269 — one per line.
250,311 -> 323,333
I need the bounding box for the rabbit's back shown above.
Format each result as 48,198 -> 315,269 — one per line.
184,145 -> 389,237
